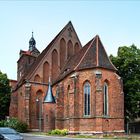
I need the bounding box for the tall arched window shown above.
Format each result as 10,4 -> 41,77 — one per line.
74,42 -> 80,54
103,82 -> 109,116
60,38 -> 66,69
52,49 -> 59,81
67,40 -> 73,59
84,82 -> 90,116
43,61 -> 49,83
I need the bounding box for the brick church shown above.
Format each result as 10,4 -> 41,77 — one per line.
9,21 -> 124,134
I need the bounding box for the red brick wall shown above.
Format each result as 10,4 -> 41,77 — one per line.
28,83 -> 47,129
53,68 -> 124,133
43,103 -> 55,132
10,63 -> 124,134
17,54 -> 36,81
9,91 -> 18,118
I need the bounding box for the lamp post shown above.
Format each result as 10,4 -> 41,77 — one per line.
36,98 -> 42,132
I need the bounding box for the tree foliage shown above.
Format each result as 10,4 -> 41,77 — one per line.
0,71 -> 11,120
110,45 -> 140,122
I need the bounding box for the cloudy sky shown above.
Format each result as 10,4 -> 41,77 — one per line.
0,1 -> 140,80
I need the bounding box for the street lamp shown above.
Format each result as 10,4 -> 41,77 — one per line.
36,97 -> 42,132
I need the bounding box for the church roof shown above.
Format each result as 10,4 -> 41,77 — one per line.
53,35 -> 117,84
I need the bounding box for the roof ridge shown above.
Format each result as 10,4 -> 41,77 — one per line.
96,35 -> 99,67
74,37 -> 96,70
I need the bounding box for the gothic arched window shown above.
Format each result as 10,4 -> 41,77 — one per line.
103,82 -> 109,116
74,42 -> 80,54
67,40 -> 73,59
43,61 -> 49,83
52,49 -> 59,81
84,82 -> 90,116
60,38 -> 66,69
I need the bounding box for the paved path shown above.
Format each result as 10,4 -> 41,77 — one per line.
22,133 -> 106,140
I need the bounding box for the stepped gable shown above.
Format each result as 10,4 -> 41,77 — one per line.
54,35 -> 117,84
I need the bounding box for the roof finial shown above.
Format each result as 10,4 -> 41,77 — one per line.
32,31 -> 33,37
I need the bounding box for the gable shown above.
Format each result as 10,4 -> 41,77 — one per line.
22,21 -> 82,83
53,35 -> 117,84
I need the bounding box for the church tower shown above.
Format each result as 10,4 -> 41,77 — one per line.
17,32 -> 40,81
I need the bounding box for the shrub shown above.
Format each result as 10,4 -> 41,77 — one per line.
0,118 -> 28,133
60,129 -> 68,136
16,121 -> 28,133
5,118 -> 19,129
0,120 -> 5,127
48,129 -> 68,136
51,129 -> 61,135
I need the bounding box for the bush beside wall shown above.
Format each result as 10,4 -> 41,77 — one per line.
48,129 -> 68,136
0,118 -> 28,133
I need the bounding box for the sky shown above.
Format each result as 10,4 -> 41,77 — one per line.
0,0 -> 140,80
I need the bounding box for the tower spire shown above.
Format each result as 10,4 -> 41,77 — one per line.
28,32 -> 40,57
29,32 -> 36,51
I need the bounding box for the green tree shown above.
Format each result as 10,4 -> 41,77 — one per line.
0,71 -> 11,120
110,45 -> 140,122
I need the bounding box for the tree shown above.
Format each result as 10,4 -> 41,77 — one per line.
110,45 -> 140,122
0,71 -> 11,120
